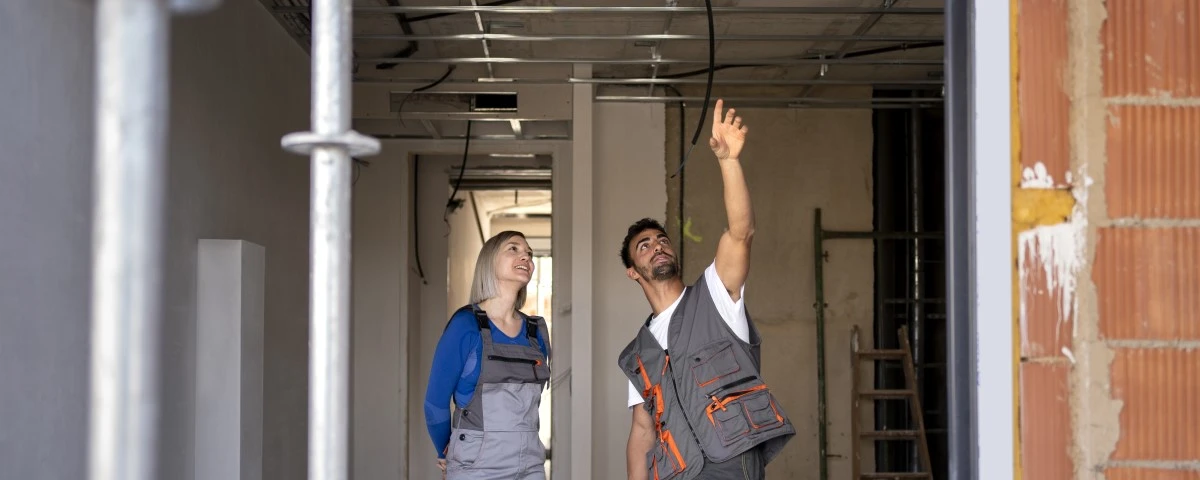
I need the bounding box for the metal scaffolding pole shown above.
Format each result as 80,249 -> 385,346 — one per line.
281,0 -> 380,478
89,2 -> 169,478
812,207 -> 947,480
89,1 -> 218,479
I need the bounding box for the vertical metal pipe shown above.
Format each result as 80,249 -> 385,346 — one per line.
89,1 -> 169,479
908,96 -> 923,471
309,0 -> 352,478
282,0 -> 379,478
944,0 -> 974,477
812,209 -> 828,480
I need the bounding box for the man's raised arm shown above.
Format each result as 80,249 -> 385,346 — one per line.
709,99 -> 754,301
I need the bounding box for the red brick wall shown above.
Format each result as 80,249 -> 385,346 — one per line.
1097,1 -> 1200,477
1018,1 -> 1200,478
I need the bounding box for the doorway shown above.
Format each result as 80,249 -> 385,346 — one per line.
418,152 -> 556,477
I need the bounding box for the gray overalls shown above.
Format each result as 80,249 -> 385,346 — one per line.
446,306 -> 551,480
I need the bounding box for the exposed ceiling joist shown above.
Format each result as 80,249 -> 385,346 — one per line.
344,33 -> 944,42
273,6 -> 943,15
354,57 -> 942,66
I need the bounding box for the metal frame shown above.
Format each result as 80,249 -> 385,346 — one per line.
273,5 -> 944,15
270,2 -> 946,111
948,0 -> 1015,478
796,0 -> 902,99
353,57 -> 942,66
812,209 -> 943,480
943,0 -> 973,477
354,77 -> 944,86
344,33 -> 945,42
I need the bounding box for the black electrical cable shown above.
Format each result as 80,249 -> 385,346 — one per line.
407,0 -> 522,22
375,0 -> 421,70
669,0 -> 714,179
444,120 -> 473,224
664,84 -> 686,268
658,41 -> 945,80
413,160 -> 427,284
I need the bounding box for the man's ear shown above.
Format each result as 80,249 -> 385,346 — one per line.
626,267 -> 640,282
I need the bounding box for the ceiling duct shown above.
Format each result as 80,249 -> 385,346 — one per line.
391,91 -> 518,119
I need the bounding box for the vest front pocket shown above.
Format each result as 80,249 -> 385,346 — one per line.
705,386 -> 784,446
647,432 -> 686,480
690,340 -> 741,393
712,402 -> 751,445
742,390 -> 784,431
447,429 -> 485,468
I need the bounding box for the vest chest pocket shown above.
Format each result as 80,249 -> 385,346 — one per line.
690,341 -> 741,393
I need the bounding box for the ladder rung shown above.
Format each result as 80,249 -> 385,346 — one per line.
860,389 -> 915,399
861,430 -> 920,439
861,473 -> 932,479
857,349 -> 907,360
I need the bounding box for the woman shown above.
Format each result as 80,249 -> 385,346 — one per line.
424,230 -> 551,479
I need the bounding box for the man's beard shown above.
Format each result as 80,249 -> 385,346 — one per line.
644,255 -> 680,281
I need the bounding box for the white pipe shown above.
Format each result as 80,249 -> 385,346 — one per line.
89,1 -> 169,479
281,0 -> 380,478
309,0 -> 352,477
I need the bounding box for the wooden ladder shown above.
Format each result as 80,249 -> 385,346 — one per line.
851,325 -> 933,480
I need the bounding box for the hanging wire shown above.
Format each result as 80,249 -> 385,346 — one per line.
670,0 -> 714,178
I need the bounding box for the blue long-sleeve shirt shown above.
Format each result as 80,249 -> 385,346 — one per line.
424,307 -> 549,459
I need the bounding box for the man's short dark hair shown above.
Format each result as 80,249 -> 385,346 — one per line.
620,218 -> 667,268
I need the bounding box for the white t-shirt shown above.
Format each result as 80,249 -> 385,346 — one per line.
626,261 -> 749,408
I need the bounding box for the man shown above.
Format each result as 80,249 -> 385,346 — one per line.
617,99 -> 794,480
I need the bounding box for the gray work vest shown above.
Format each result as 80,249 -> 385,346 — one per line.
618,273 -> 795,480
446,305 -> 551,480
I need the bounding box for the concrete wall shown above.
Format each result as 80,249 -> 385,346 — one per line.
445,166 -> 485,312
0,2 -> 312,479
0,3 -> 95,478
350,153 -> 411,479
590,102 -> 668,480
165,6 -> 312,480
664,89 -> 876,478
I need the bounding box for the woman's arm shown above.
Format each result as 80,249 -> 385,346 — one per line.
423,312 -> 476,458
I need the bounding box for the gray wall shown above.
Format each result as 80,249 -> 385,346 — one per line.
0,2 -> 313,479
590,102 -> 669,480
350,152 -> 411,479
0,2 -> 95,479
167,5 -> 311,479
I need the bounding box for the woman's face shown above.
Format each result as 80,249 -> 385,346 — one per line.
494,235 -> 534,285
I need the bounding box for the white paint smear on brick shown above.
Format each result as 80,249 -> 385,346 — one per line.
1018,166 -> 1094,349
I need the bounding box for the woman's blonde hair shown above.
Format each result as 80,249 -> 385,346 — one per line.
470,230 -> 529,309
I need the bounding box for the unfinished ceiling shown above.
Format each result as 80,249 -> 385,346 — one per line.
260,0 -> 945,139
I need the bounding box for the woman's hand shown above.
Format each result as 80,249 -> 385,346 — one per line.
437,458 -> 447,478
